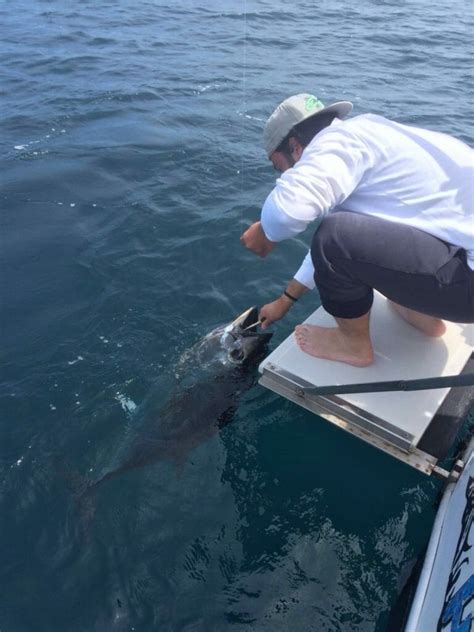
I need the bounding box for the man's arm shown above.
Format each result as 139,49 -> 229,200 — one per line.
261,127 -> 372,242
293,250 -> 316,289
259,251 -> 315,328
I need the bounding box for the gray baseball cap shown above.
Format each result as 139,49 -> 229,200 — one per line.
263,93 -> 353,157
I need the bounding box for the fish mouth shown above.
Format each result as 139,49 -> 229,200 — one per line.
230,306 -> 259,331
222,306 -> 273,364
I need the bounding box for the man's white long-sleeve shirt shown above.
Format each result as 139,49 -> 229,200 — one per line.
261,114 -> 474,288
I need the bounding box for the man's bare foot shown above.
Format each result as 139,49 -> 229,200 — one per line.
389,302 -> 446,337
294,324 -> 374,367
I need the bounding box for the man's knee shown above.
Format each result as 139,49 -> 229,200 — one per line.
310,213 -> 374,317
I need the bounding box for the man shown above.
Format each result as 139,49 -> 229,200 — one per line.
240,93 -> 474,367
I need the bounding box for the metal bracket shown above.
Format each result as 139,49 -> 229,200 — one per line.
432,459 -> 464,482
259,363 -> 443,476
262,363 -> 415,449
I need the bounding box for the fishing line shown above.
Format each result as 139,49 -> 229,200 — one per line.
240,0 -> 248,199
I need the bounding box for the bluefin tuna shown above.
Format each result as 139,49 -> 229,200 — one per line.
81,306 -> 272,495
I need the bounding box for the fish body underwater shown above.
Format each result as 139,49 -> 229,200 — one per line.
86,306 -> 272,492
55,308 -> 271,632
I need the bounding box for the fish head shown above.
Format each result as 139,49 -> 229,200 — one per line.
185,307 -> 273,372
220,306 -> 273,365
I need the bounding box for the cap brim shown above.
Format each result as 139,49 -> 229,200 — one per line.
313,101 -> 353,120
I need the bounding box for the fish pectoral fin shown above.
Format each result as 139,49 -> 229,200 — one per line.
216,405 -> 237,430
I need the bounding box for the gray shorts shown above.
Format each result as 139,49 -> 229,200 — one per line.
310,211 -> 474,322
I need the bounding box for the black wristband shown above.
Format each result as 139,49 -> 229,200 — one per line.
283,290 -> 298,302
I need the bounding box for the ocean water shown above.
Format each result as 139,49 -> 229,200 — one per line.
1,1 -> 473,630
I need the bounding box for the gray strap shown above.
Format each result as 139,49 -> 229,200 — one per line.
302,373 -> 474,396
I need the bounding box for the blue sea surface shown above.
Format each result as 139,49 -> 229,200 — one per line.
1,1 -> 473,630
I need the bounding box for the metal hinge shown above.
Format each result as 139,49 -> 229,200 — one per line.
432,458 -> 464,482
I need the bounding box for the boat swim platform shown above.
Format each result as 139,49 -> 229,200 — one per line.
259,292 -> 474,477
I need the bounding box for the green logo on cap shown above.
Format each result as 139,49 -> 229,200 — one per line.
305,96 -> 324,111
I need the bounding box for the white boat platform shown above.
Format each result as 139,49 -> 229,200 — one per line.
259,292 -> 474,477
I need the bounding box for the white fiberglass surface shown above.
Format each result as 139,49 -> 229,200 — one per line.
260,292 -> 473,446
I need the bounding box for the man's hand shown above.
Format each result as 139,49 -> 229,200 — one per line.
240,221 -> 275,258
259,296 -> 293,329
259,281 -> 309,329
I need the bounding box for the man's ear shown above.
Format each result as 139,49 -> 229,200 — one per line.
288,136 -> 304,160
